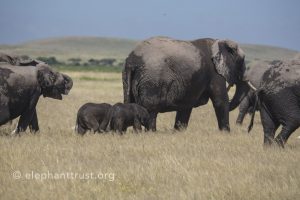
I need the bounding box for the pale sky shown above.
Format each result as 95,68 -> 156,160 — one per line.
0,0 -> 299,50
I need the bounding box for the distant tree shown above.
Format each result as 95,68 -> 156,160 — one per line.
88,58 -> 101,66
68,58 -> 81,66
98,58 -> 116,66
117,61 -> 125,67
36,56 -> 61,65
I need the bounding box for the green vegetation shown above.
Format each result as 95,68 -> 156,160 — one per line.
78,76 -> 120,82
37,56 -> 63,65
54,65 -> 123,73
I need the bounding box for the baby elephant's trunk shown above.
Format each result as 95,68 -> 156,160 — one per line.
247,90 -> 261,133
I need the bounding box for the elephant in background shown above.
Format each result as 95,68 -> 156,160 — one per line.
75,103 -> 112,134
0,53 -> 41,66
247,59 -> 300,147
0,61 -> 73,133
123,36 -> 249,131
236,61 -> 272,124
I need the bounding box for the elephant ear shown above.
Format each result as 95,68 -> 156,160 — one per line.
0,53 -> 16,65
37,66 -> 55,89
211,39 -> 244,85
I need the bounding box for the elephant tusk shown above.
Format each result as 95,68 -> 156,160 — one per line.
247,81 -> 257,91
227,85 -> 232,92
226,81 -> 233,92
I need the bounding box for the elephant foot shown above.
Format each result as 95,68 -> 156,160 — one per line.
235,120 -> 243,125
220,126 -> 230,132
274,138 -> 285,148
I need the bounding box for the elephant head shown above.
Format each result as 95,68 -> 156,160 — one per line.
37,64 -> 73,100
211,39 -> 249,111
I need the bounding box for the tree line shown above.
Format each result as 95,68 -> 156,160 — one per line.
36,56 -> 124,67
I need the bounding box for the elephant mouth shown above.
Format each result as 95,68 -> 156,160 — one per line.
63,88 -> 71,95
42,92 -> 63,100
42,87 -> 63,100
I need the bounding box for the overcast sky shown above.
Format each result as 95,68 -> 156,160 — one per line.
0,0 -> 299,51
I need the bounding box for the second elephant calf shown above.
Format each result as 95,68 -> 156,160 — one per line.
100,103 -> 150,133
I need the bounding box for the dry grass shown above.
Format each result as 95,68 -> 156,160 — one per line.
1,71 -> 300,200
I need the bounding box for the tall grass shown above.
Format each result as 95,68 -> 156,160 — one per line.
0,72 -> 299,200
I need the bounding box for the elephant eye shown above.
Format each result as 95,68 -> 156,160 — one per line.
227,47 -> 235,56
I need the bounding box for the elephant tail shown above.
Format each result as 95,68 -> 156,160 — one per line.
247,90 -> 261,133
75,116 -> 84,134
123,52 -> 140,104
122,68 -> 132,103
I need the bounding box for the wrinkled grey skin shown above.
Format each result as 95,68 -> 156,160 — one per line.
100,103 -> 150,134
0,62 -> 73,133
123,36 -> 248,131
236,61 -> 272,124
75,103 -> 112,135
246,60 -> 300,147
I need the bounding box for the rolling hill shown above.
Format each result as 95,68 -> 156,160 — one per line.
0,36 -> 298,64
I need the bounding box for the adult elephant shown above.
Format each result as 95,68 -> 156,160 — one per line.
247,59 -> 300,147
123,36 -> 249,131
0,62 -> 73,133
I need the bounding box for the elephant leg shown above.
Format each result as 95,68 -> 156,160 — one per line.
29,109 -> 39,133
15,93 -> 39,133
99,116 -> 110,132
113,118 -> 125,134
121,126 -> 127,134
133,118 -> 142,133
236,96 -> 250,124
268,91 -> 300,147
174,108 -> 192,130
275,124 -> 299,147
76,124 -> 87,135
0,105 -> 10,126
16,108 -> 37,133
260,106 -> 279,145
85,118 -> 100,133
273,106 -> 300,147
148,112 -> 158,131
209,82 -> 230,132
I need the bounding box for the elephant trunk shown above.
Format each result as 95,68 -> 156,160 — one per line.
229,80 -> 250,111
62,74 -> 73,94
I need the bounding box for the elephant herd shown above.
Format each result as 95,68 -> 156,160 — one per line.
0,36 -> 300,148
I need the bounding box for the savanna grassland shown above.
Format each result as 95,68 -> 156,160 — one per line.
0,71 -> 300,200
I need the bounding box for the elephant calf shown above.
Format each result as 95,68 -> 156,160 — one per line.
100,103 -> 150,133
75,103 -> 112,134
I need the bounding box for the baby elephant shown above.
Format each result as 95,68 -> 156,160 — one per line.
101,103 -> 150,133
75,103 -> 112,134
